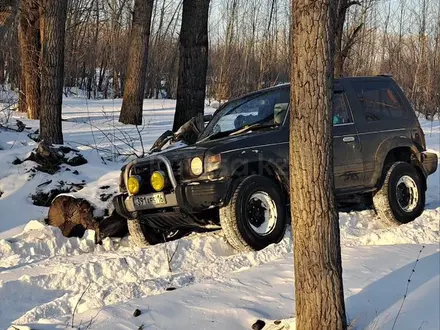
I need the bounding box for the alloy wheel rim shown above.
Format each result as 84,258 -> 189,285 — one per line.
396,175 -> 419,212
246,191 -> 277,236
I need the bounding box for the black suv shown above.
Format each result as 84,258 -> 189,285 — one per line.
114,76 -> 438,251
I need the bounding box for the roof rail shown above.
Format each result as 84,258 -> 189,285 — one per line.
377,73 -> 393,77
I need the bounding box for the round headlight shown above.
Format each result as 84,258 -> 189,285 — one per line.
127,176 -> 141,195
150,171 -> 165,191
190,157 -> 203,176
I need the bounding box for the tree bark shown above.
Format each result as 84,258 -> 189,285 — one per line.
172,0 -> 210,132
290,0 -> 347,329
119,0 -> 154,125
39,0 -> 68,144
18,0 -> 41,119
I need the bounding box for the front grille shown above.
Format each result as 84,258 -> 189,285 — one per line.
171,161 -> 181,182
131,159 -> 181,194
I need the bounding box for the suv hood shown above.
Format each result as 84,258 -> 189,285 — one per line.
152,128 -> 282,161
195,129 -> 282,155
153,144 -> 208,161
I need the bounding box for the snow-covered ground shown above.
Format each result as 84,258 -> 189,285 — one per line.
0,98 -> 439,329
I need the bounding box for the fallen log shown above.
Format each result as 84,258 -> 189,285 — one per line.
47,195 -> 99,238
47,194 -> 128,242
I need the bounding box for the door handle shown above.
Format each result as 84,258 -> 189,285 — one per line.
343,136 -> 355,143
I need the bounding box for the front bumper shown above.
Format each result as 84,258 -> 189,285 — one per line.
115,154 -> 229,225
422,152 -> 438,176
114,180 -> 229,218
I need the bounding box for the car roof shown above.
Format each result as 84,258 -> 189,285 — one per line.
267,76 -> 393,89
221,76 -> 395,107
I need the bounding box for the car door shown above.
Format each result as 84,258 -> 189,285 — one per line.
332,87 -> 365,192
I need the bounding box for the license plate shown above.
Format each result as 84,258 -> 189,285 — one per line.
134,193 -> 166,207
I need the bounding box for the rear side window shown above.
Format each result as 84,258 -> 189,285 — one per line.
333,92 -> 353,125
353,81 -> 406,121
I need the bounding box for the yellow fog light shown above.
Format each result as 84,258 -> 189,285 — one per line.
150,171 -> 165,191
127,176 -> 141,195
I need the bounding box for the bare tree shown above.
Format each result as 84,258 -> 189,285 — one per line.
119,0 -> 154,125
1,0 -> 438,120
0,0 -> 15,33
334,0 -> 363,77
173,0 -> 210,131
19,0 -> 40,119
0,0 -> 17,85
290,0 -> 347,328
214,0 -> 238,101
39,0 -> 68,144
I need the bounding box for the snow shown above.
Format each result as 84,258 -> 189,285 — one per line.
0,97 -> 439,329
62,245 -> 440,330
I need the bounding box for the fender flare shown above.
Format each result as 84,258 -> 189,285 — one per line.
222,152 -> 288,205
371,136 -> 423,187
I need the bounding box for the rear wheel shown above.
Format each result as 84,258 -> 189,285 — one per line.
373,162 -> 425,225
220,175 -> 287,251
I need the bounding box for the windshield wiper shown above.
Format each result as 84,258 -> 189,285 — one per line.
230,122 -> 278,136
199,122 -> 278,143
198,128 -> 238,142
199,116 -> 277,142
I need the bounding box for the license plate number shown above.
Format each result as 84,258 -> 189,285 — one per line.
134,193 -> 166,207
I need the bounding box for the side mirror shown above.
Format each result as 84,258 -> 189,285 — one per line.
203,114 -> 213,122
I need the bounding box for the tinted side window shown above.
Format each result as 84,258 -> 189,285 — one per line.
353,81 -> 406,121
333,93 -> 353,125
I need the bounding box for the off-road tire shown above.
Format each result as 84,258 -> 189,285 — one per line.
128,219 -> 177,247
373,161 -> 425,225
127,219 -> 150,247
220,175 -> 286,251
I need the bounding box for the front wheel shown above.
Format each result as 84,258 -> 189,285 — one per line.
127,219 -> 169,247
220,175 -> 287,251
373,162 -> 426,225
127,219 -> 150,247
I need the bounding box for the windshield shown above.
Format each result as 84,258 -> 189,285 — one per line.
199,86 -> 290,140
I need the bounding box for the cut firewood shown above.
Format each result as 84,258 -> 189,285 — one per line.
47,195 -> 99,238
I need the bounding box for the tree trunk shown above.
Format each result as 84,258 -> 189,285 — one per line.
119,0 -> 154,125
39,0 -> 68,144
113,69 -> 119,98
172,0 -> 210,132
290,0 -> 347,329
334,0 -> 346,77
0,50 -> 5,85
18,0 -> 41,119
0,0 -> 16,40
18,65 -> 27,113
